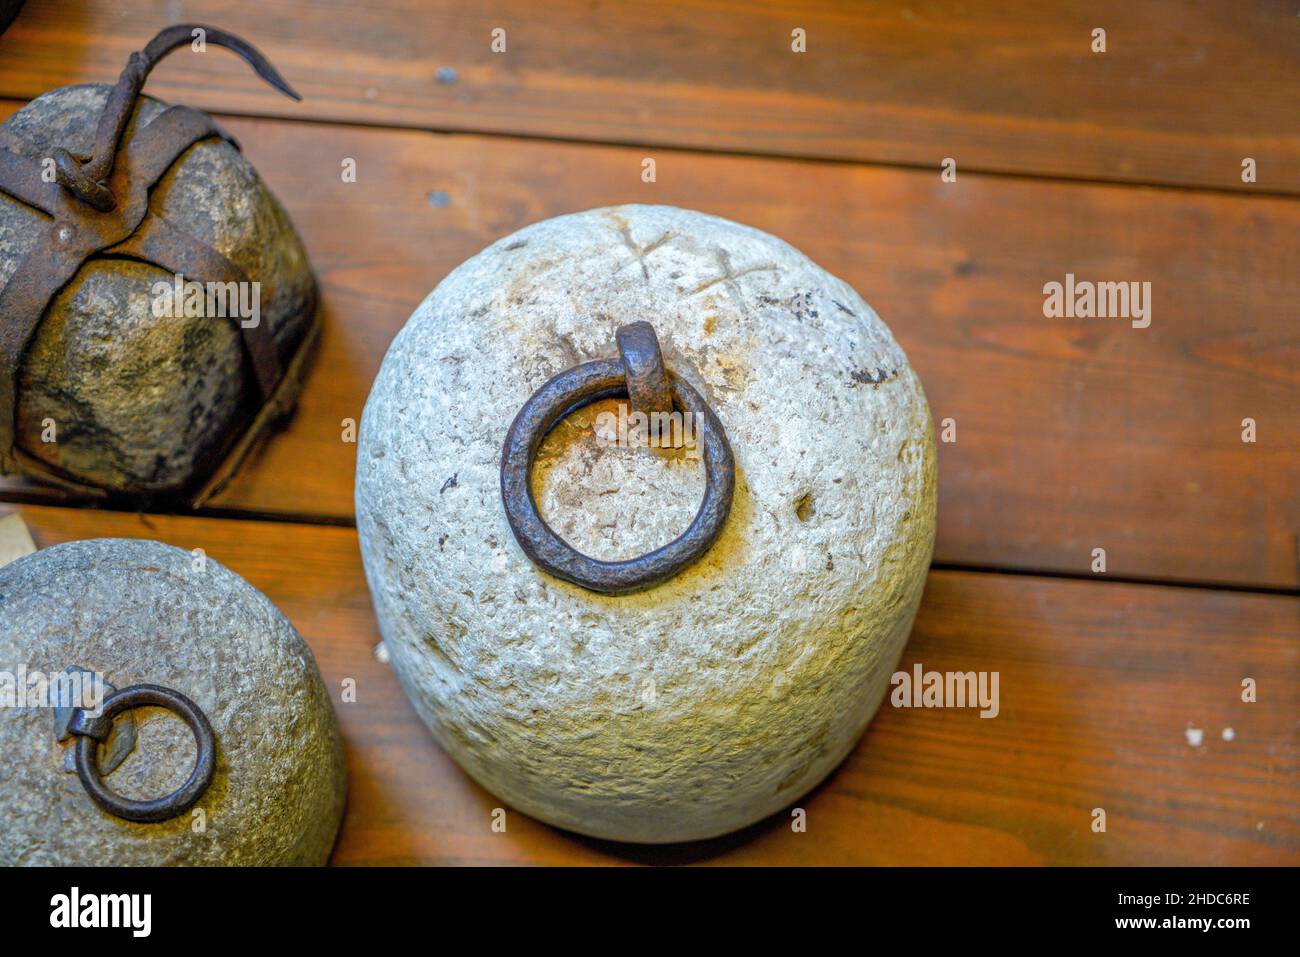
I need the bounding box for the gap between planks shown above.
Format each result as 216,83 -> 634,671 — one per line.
3,97 -> 1300,205
0,500 -> 1294,600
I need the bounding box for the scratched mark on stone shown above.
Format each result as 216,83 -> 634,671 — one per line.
613,221 -> 673,281
687,249 -> 779,319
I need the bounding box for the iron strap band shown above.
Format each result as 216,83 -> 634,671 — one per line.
0,104 -> 283,477
109,215 -> 281,396
0,145 -> 63,214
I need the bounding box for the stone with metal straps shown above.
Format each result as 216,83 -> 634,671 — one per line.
0,24 -> 303,499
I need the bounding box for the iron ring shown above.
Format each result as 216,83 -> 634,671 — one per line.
68,683 -> 216,823
501,350 -> 735,595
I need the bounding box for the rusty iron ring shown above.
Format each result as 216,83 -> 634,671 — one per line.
68,684 -> 216,824
501,329 -> 735,595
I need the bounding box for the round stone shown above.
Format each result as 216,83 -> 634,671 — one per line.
0,538 -> 345,865
357,204 -> 936,843
0,84 -> 317,495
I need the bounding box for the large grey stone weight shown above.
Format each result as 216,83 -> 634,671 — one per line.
357,204 -> 936,843
0,538 -> 345,865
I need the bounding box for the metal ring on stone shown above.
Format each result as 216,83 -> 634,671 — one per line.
500,325 -> 735,595
68,684 -> 216,823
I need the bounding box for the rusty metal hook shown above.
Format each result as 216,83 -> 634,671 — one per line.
66,683 -> 216,824
53,23 -> 300,212
501,323 -> 735,595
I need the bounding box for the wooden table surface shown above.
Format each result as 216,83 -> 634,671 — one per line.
0,0 -> 1295,865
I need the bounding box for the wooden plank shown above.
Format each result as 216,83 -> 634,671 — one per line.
4,503 -> 1296,865
5,115 -> 1296,588
0,0 -> 1297,193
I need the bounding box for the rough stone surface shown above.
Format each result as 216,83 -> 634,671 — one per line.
0,84 -> 316,494
357,204 -> 936,843
0,538 -> 346,865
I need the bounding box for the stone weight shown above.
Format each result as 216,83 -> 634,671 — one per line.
357,204 -> 936,843
0,538 -> 345,865
0,83 -> 317,497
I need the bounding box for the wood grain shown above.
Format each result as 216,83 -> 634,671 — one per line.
1,1 -> 1293,873
3,503 -> 1294,865
4,113 -> 1295,588
0,0 -> 1296,193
